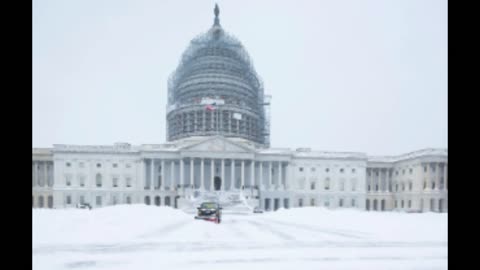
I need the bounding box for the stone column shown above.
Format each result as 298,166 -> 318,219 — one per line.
190,158 -> 194,189
259,162 -> 263,189
180,158 -> 184,189
436,163 -> 441,191
170,160 -> 175,190
241,160 -> 245,190
161,160 -> 165,191
269,162 -> 273,190
251,160 -> 255,188
200,158 -> 204,190
285,163 -> 289,189
231,159 -> 235,190
210,159 -> 214,191
443,163 -> 447,191
150,159 -> 154,191
221,159 -> 225,191
425,163 -> 430,191
43,161 -> 47,187
279,162 -> 283,189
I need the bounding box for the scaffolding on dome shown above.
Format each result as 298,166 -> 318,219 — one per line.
165,4 -> 270,147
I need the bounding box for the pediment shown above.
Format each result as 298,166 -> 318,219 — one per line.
181,136 -> 254,153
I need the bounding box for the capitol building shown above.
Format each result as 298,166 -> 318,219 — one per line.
32,5 -> 447,213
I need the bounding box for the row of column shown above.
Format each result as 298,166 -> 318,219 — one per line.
32,161 -> 53,187
368,168 -> 392,193
424,162 -> 447,191
143,158 -> 289,191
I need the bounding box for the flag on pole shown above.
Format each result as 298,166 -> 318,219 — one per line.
205,102 -> 216,111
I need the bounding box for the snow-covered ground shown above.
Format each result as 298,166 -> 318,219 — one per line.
33,205 -> 447,270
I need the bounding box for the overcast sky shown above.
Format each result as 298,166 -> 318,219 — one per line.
33,0 -> 447,156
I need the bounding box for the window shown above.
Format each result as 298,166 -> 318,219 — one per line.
408,200 -> 411,208
339,199 -> 344,207
113,163 -> 118,168
395,184 -> 398,191
352,168 -> 356,173
325,168 -> 330,173
351,199 -> 355,207
324,200 -> 330,207
423,180 -> 427,190
409,182 -> 413,191
394,200 -> 397,208
79,162 -> 84,168
298,198 -> 303,207
351,179 -> 356,191
340,168 -> 344,173
402,169 -> 405,175
324,178 -> 330,190
340,180 -> 345,191
375,184 -> 378,191
80,196 -> 85,204
96,173 -> 102,187
432,182 -> 435,190
126,196 -> 131,204
424,166 -> 427,172
96,163 -> 101,168
402,183 -> 405,191
299,167 -> 304,172
368,170 -> 371,176
310,182 -> 315,190
310,198 -> 315,206
368,185 -> 371,191
376,171 -> 379,176
409,168 -> 413,174
79,176 -> 85,187
66,162 -> 71,167
401,200 -> 404,208
112,196 -> 117,205
158,166 -> 162,172
112,177 -> 118,187
126,177 -> 132,187
96,196 -> 102,206
431,165 -> 436,172
65,175 -> 71,186
395,171 -> 399,175
311,167 -> 315,172
66,195 -> 71,204
126,163 -> 132,168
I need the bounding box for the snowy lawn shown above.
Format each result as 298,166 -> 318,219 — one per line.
33,205 -> 447,270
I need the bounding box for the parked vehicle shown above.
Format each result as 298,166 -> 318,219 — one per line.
194,201 -> 222,223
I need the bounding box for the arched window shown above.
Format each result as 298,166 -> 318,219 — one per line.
38,196 -> 44,208
126,196 -> 131,204
165,196 -> 171,206
47,196 -> 53,208
96,173 -> 102,187
381,199 -> 385,211
155,196 -> 161,206
430,198 -> 435,211
373,199 -> 378,211
366,199 -> 370,210
310,182 -> 315,190
145,196 -> 151,205
339,199 -> 344,207
351,199 -> 355,207
298,198 -> 303,207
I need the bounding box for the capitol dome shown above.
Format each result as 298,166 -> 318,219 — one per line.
166,4 -> 270,147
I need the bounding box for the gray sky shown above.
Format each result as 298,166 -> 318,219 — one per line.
32,0 -> 447,156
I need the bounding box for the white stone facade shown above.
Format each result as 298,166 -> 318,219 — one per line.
32,136 -> 447,212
